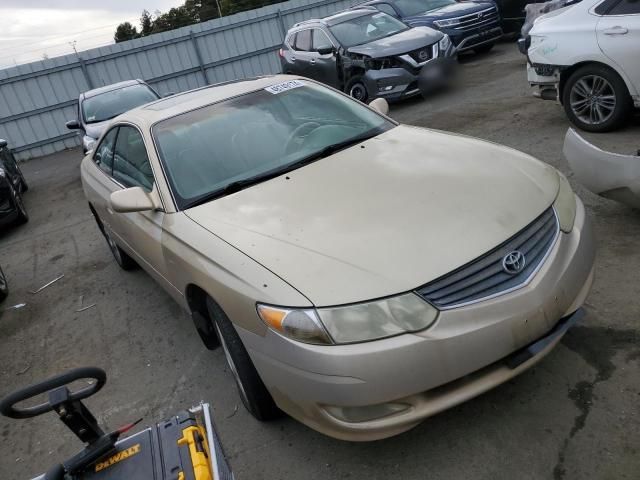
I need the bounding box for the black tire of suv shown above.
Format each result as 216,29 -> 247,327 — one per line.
0,265 -> 9,303
17,166 -> 28,192
206,296 -> 281,421
91,208 -> 138,271
474,42 -> 495,54
562,64 -> 632,133
346,76 -> 369,103
12,187 -> 28,225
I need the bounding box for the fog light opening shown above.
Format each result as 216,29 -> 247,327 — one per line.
324,402 -> 410,423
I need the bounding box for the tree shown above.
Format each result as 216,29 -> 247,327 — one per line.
114,22 -> 139,43
200,0 -> 221,21
140,10 -> 154,37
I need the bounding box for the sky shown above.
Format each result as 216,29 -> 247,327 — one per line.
0,0 -> 183,68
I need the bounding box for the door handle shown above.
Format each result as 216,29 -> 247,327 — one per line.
310,58 -> 316,65
603,26 -> 628,35
291,56 -> 296,62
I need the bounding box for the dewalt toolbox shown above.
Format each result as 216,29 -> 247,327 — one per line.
0,367 -> 234,480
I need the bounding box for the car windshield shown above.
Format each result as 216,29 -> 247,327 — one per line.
153,80 -> 394,210
82,84 -> 159,124
394,0 -> 456,16
329,12 -> 409,48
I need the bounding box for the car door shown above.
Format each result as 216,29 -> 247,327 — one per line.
597,0 -> 640,95
310,29 -> 340,89
85,127 -> 119,229
109,125 -> 177,294
289,29 -> 319,80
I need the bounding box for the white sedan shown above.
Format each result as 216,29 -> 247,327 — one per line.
526,0 -> 639,132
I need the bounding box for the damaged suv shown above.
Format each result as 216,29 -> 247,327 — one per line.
280,8 -> 455,102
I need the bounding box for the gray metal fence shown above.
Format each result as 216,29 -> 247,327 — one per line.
0,0 -> 360,160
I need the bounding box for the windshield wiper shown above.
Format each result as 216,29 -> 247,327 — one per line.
183,130 -> 382,209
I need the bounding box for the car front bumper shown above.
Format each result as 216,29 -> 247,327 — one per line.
240,197 -> 595,441
364,52 -> 457,101
450,26 -> 503,53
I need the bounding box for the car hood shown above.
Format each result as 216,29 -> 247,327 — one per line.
404,1 -> 495,22
83,121 -> 110,140
347,27 -> 442,58
185,125 -> 559,306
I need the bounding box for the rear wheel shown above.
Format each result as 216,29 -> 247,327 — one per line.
206,297 -> 281,421
0,265 -> 8,302
562,64 -> 632,133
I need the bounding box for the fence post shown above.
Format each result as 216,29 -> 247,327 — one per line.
276,9 -> 287,39
78,57 -> 94,89
190,31 -> 210,85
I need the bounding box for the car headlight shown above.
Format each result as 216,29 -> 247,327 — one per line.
257,293 -> 438,345
434,18 -> 459,28
438,34 -> 451,52
554,170 -> 576,233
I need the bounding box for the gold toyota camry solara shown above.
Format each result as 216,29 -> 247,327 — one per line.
81,76 -> 595,441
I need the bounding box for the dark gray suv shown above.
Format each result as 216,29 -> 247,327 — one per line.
279,9 -> 456,102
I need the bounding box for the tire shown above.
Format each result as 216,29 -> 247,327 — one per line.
562,64 -> 632,133
346,76 -> 369,103
0,265 -> 8,303
474,42 -> 495,54
12,187 -> 28,225
91,208 -> 138,271
206,297 -> 281,421
17,166 -> 28,192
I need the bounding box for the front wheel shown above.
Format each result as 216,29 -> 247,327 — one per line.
12,187 -> 28,225
474,42 -> 495,54
0,265 -> 9,302
17,166 -> 28,192
346,76 -> 369,103
206,297 -> 281,421
562,64 -> 632,133
90,208 -> 137,271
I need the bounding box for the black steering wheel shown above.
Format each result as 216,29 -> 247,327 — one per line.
0,367 -> 106,419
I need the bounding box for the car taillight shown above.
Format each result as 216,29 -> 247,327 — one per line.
278,48 -> 284,58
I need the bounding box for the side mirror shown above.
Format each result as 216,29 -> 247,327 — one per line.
0,139 -> 7,149
316,46 -> 335,55
110,187 -> 154,213
369,98 -> 389,116
66,120 -> 81,130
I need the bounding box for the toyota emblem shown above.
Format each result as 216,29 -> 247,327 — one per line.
502,251 -> 526,275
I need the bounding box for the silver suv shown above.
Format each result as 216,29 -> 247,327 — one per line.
279,9 -> 456,102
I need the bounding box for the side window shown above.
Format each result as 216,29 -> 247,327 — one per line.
112,126 -> 154,191
376,3 -> 398,16
312,29 -> 333,52
608,0 -> 640,14
287,32 -> 297,48
93,128 -> 118,175
294,29 -> 312,51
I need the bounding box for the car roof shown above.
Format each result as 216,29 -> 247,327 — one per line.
291,8 -> 375,30
116,75 -> 303,128
81,79 -> 145,100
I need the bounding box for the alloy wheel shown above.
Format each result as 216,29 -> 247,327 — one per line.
214,321 -> 250,407
569,75 -> 616,126
349,83 -> 367,102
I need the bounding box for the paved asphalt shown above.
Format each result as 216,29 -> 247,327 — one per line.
1,41 -> 639,480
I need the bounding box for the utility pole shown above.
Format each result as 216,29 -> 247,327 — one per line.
215,0 -> 223,17
69,41 -> 78,55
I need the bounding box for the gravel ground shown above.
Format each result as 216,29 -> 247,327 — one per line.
1,41 -> 638,480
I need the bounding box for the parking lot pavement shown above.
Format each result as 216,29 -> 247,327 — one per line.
1,41 -> 638,480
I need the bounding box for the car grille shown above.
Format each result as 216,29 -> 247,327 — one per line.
407,45 -> 434,64
417,207 -> 559,309
451,7 -> 500,31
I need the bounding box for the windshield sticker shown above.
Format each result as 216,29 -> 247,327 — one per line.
265,80 -> 305,94
87,116 -> 96,122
